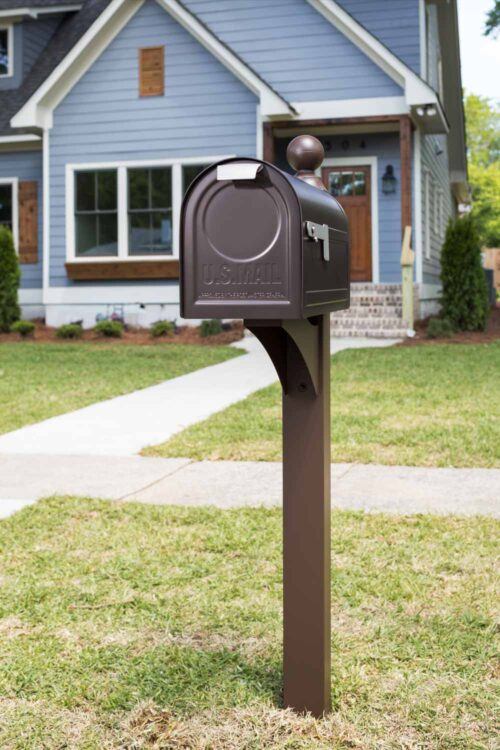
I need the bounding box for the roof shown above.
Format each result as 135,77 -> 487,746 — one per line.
0,0 -> 77,7
0,0 -> 109,135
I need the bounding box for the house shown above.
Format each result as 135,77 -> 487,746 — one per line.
0,0 -> 467,335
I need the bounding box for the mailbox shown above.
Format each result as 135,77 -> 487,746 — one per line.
180,152 -> 349,320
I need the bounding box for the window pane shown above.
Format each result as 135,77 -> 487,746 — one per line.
183,164 -> 206,194
129,212 -> 151,255
98,170 -> 117,211
151,210 -> 172,254
76,214 -> 97,256
328,172 -> 342,197
98,213 -> 118,255
341,172 -> 354,196
76,172 -> 95,212
353,171 -> 366,196
0,184 -> 12,223
129,169 -> 149,210
0,30 -> 8,76
151,167 -> 171,209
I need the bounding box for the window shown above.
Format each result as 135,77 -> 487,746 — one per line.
70,161 -> 212,260
328,170 -> 366,197
0,183 -> 13,232
75,170 -> 118,257
0,26 -> 12,77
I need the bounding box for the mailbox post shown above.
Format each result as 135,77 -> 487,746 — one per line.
180,135 -> 350,717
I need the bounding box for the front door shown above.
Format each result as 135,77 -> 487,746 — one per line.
322,166 -> 372,281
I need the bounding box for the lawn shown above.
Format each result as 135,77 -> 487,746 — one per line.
0,497 -> 496,749
0,342 -> 240,434
146,342 -> 500,468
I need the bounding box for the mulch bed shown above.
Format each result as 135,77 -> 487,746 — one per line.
0,320 -> 245,346
399,305 -> 500,346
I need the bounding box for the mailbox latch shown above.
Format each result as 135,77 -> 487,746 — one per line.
305,221 -> 330,262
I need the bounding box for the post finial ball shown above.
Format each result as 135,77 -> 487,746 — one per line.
287,135 -> 325,173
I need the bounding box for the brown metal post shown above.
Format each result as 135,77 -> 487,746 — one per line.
247,314 -> 331,717
282,313 -> 331,716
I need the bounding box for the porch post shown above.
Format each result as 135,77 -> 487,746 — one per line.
399,115 -> 412,237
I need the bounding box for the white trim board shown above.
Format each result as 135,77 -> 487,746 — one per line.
45,284 -> 180,305
65,154 -> 233,262
11,0 -> 293,130
414,128 -> 423,284
0,177 -> 19,252
19,288 -> 43,304
290,97 -> 407,121
321,156 -> 380,284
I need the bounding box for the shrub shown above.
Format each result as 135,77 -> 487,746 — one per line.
150,319 -> 175,338
200,319 -> 223,338
426,317 -> 455,339
440,215 -> 490,331
0,226 -> 20,332
10,319 -> 35,338
94,319 -> 124,338
55,323 -> 83,339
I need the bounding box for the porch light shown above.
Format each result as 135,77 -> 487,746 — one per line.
382,165 -> 397,195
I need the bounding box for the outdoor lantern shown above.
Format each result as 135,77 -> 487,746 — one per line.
382,164 -> 397,194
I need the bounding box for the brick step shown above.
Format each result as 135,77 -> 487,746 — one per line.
350,293 -> 403,303
332,328 -> 408,338
331,318 -> 407,330
333,307 -> 402,319
350,283 -> 403,294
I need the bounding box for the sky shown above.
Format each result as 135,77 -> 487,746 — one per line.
457,0 -> 500,101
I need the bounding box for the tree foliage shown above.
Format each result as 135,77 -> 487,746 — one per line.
464,92 -> 500,247
484,0 -> 500,37
440,214 -> 489,331
0,225 -> 20,332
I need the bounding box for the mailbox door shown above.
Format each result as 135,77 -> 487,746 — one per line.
181,160 -> 303,320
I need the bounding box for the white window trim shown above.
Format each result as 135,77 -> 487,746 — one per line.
66,155 -> 233,263
0,24 -> 14,78
0,177 -> 19,252
320,156 -> 380,284
423,169 -> 431,260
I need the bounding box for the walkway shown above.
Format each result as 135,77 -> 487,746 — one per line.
0,335 -> 398,457
0,455 -> 498,518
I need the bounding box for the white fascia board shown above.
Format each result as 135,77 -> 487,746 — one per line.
290,97 -> 408,121
11,0 -> 144,130
305,0 -> 440,107
0,5 -> 81,20
11,0 -> 293,130
155,0 -> 292,116
0,134 -> 41,144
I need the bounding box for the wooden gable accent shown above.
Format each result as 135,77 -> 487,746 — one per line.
18,180 -> 38,264
139,46 -> 164,97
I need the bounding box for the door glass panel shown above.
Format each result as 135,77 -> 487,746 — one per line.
328,172 -> 342,197
354,171 -> 366,196
341,172 -> 354,196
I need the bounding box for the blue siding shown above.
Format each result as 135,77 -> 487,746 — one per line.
421,132 -> 453,285
0,148 -> 43,289
23,17 -> 61,77
339,0 -> 421,74
49,0 -> 258,287
183,0 -> 402,101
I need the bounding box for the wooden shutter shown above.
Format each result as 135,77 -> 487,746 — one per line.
18,180 -> 38,264
139,46 -> 164,97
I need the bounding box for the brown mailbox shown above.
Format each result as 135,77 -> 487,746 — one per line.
180,156 -> 349,320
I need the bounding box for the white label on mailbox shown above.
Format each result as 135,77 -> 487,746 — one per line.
217,163 -> 261,181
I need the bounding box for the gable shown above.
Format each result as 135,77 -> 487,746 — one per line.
51,0 -> 259,157
182,0 -> 403,102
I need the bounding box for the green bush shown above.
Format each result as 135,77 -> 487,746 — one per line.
426,317 -> 456,339
10,319 -> 35,338
150,319 -> 175,338
55,323 -> 83,340
200,319 -> 223,338
440,215 -> 490,331
0,226 -> 20,332
94,319 -> 124,338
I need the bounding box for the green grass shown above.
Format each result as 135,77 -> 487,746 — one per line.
0,342 -> 240,434
146,343 -> 500,468
0,497 -> 497,748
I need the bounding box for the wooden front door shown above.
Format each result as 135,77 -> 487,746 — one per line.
322,166 -> 372,281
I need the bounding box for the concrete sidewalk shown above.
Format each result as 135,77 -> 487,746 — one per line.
1,455 -> 498,518
0,335 -> 398,457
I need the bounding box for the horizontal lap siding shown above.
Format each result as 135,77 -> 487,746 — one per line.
338,0 -> 421,74
23,17 -> 61,76
49,0 -> 258,288
0,149 -> 43,289
184,0 -> 402,100
422,133 -> 453,285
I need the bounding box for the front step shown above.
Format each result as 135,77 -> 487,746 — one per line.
331,283 -> 408,338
